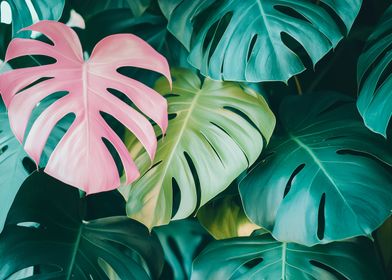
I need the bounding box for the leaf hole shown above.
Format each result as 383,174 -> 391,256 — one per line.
7,55 -> 56,69
22,157 -> 36,173
16,222 -> 40,228
102,137 -> 124,180
310,260 -> 348,280
243,257 -> 263,269
280,32 -> 313,68
247,35 -> 258,62
317,2 -> 347,36
284,163 -> 305,198
0,144 -> 8,155
184,152 -> 202,216
202,12 -> 233,64
274,5 -> 312,24
171,178 -> 181,218
317,193 -> 326,240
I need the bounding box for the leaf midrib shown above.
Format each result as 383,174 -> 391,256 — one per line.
66,225 -> 84,280
151,87 -> 202,212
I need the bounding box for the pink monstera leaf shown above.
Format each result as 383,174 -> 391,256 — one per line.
0,20 -> 171,194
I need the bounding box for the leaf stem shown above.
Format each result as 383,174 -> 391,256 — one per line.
294,76 -> 303,95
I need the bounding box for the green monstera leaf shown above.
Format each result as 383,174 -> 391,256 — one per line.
357,5 -> 392,137
122,68 -> 275,229
154,219 -> 212,280
191,231 -> 385,280
0,99 -> 31,233
0,172 -> 164,279
0,0 -> 64,36
239,92 -> 392,246
158,0 -> 362,82
71,0 -> 151,20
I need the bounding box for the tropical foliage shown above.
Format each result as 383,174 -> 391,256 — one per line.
0,0 -> 391,279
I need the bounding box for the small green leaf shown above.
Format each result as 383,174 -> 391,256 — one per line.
197,194 -> 260,240
240,92 -> 392,246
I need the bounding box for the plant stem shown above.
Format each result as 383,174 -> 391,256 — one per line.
294,76 -> 303,95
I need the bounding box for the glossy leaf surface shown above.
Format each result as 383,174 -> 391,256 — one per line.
240,93 -> 392,246
159,0 -> 362,82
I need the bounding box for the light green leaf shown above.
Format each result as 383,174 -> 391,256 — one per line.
158,0 -> 362,82
240,92 -> 392,246
197,193 -> 260,240
122,68 -> 275,229
192,232 -> 386,280
357,4 -> 392,137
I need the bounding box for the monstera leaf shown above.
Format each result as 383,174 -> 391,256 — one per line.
0,172 -> 164,279
357,5 -> 392,137
71,0 -> 151,20
0,100 -> 31,233
1,0 -> 64,36
123,68 -> 275,229
154,219 -> 212,280
239,93 -> 392,246
158,0 -> 362,82
0,21 -> 171,194
191,231 -> 385,280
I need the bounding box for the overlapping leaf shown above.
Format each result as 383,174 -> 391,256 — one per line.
192,231 -> 385,280
159,0 -> 362,82
357,5 -> 392,137
71,0 -> 151,20
154,219 -> 212,280
1,0 -> 64,37
0,172 -> 164,279
240,93 -> 392,246
0,21 -> 171,194
123,68 -> 275,229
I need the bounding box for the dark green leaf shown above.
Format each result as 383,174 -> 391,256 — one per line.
0,172 -> 164,279
155,219 -> 212,280
192,232 -> 385,280
71,0 -> 150,20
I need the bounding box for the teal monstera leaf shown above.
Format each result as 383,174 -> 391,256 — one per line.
357,5 -> 392,137
192,231 -> 385,280
239,92 -> 392,246
1,0 -> 64,36
158,0 -> 362,82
